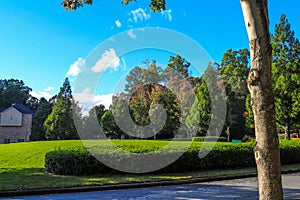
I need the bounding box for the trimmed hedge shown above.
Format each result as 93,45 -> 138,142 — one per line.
192,136 -> 228,142
45,148 -> 112,175
45,140 -> 300,175
163,143 -> 255,173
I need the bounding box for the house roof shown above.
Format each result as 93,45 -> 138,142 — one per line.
0,103 -> 36,115
12,103 -> 36,114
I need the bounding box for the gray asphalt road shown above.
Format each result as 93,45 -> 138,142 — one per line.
2,173 -> 300,200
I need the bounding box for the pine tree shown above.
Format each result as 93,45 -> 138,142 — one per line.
219,48 -> 250,140
44,78 -> 78,140
271,14 -> 300,140
165,55 -> 190,78
186,79 -> 211,136
186,63 -> 225,137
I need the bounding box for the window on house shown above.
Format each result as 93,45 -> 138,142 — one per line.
3,139 -> 10,144
17,139 -> 25,142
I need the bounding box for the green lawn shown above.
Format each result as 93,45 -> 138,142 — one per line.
0,140 -> 300,191
0,140 -> 84,170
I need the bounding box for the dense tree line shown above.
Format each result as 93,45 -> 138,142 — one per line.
98,59 -> 187,139
89,14 -> 299,141
0,79 -> 36,109
0,77 -> 79,140
271,14 -> 300,140
59,1 -> 293,198
1,14 -> 299,142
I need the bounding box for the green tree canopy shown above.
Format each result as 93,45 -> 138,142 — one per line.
125,60 -> 163,93
59,0 -> 285,198
186,63 -> 226,137
44,78 -> 78,140
31,97 -> 52,141
271,14 -> 300,140
219,48 -> 250,140
61,0 -> 166,12
186,79 -> 211,136
0,79 -> 32,108
165,55 -> 191,78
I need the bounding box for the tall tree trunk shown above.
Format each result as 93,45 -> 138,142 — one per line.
240,1 -> 283,199
284,124 -> 291,140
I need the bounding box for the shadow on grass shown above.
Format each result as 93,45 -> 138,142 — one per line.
0,168 -> 86,191
0,168 -> 191,192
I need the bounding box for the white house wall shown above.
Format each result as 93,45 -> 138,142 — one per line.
0,114 -> 32,143
0,107 -> 22,127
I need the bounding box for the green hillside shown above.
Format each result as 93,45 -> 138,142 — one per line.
0,140 -> 84,170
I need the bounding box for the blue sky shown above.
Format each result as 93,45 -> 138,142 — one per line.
0,0 -> 299,108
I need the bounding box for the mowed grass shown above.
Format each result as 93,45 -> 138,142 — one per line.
0,140 -> 84,191
0,140 -> 84,170
0,140 -> 192,191
0,140 -> 300,192
0,140 -> 205,191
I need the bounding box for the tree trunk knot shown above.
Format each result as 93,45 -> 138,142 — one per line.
248,68 -> 260,86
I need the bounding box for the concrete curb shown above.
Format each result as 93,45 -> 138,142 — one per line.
1,169 -> 300,197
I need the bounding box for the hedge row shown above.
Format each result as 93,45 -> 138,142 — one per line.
45,148 -> 111,175
192,136 -> 228,142
45,140 -> 300,175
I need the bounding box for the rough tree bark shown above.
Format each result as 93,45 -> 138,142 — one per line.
240,0 -> 283,199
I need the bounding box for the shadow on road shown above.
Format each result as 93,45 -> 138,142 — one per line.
3,183 -> 300,200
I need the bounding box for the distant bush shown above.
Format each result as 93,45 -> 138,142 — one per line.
45,140 -> 300,175
192,136 -> 228,142
161,138 -> 192,141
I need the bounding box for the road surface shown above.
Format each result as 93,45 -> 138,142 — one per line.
2,173 -> 300,200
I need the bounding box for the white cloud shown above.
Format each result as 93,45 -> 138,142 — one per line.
67,57 -> 86,76
45,87 -> 55,92
92,48 -> 120,73
74,88 -> 113,115
30,87 -> 55,100
127,29 -> 137,39
161,9 -> 172,22
94,94 -> 113,109
73,88 -> 93,104
129,8 -> 151,23
115,20 -> 122,28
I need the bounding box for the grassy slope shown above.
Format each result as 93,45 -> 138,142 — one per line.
0,141 -> 85,191
0,140 -> 84,170
0,140 -> 192,191
0,140 -> 300,191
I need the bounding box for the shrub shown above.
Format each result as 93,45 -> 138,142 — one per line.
45,140 -> 300,175
192,136 -> 228,142
45,148 -> 111,175
280,140 -> 300,165
162,143 -> 255,173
